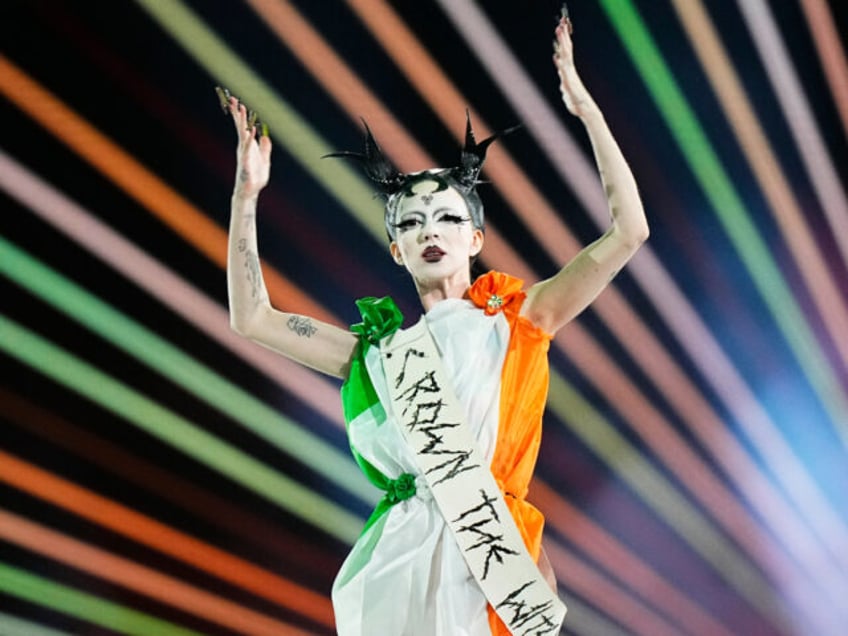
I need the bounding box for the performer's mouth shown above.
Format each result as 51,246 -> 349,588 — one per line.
421,246 -> 445,262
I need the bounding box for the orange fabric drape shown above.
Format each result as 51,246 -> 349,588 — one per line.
468,272 -> 554,635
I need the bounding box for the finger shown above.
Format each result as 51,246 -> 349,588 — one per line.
230,102 -> 248,137
214,86 -> 231,113
259,133 -> 272,162
236,103 -> 252,131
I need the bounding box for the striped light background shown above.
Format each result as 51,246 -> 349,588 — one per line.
1,1 -> 846,634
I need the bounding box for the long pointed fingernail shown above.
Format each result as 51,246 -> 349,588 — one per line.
247,110 -> 258,128
561,3 -> 569,20
214,86 -> 231,113
261,122 -> 269,137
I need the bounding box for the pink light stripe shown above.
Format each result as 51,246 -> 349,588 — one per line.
800,0 -> 848,142
0,510 -> 313,636
544,542 -> 694,636
671,0 -> 848,573
0,149 -> 347,434
736,0 -> 848,271
437,0 -> 848,583
553,593 -> 631,636
434,0 -> 609,216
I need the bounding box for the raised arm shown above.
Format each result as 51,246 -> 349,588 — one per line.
223,91 -> 358,378
521,13 -> 649,335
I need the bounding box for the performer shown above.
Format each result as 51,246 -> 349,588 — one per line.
222,8 -> 647,636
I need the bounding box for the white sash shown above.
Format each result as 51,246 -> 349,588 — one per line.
380,317 -> 566,635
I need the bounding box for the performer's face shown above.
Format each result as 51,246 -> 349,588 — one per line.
389,180 -> 483,284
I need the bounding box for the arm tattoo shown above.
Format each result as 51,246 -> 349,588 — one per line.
244,249 -> 263,298
237,238 -> 247,253
287,315 -> 318,337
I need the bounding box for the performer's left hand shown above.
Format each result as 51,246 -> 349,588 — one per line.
553,13 -> 594,119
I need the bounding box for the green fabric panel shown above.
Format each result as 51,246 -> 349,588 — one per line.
340,296 -> 413,534
340,340 -> 383,424
341,295 -> 403,422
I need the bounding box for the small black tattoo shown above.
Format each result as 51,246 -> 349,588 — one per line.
244,250 -> 262,298
287,315 -> 317,337
237,238 -> 247,252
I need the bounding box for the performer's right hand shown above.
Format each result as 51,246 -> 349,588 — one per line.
226,92 -> 271,200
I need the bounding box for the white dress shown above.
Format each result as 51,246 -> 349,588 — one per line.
332,297 -> 511,636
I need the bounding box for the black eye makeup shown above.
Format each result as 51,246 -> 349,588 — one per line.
392,209 -> 471,233
438,213 -> 469,224
393,218 -> 423,231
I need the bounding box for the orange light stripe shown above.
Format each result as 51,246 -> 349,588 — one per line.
246,0 -> 432,170
0,510 -> 313,636
532,480 -> 735,636
260,0 -> 807,597
0,55 -> 337,326
800,0 -> 848,141
0,387 -> 340,578
0,450 -> 334,628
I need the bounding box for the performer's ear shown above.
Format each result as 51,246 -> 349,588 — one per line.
470,229 -> 484,258
390,242 -> 404,266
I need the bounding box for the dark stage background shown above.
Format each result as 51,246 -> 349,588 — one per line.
2,1 -> 848,634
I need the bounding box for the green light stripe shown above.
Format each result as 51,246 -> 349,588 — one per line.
0,562 -> 202,636
134,0 -> 386,245
546,374 -> 786,624
599,0 -> 848,442
0,611 -> 73,636
0,235 -> 373,509
0,312 -> 363,544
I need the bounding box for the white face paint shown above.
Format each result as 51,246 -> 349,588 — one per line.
389,180 -> 483,284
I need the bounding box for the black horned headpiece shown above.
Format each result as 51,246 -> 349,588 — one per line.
324,111 -> 520,240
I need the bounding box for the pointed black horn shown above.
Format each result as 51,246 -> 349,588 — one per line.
322,118 -> 406,195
